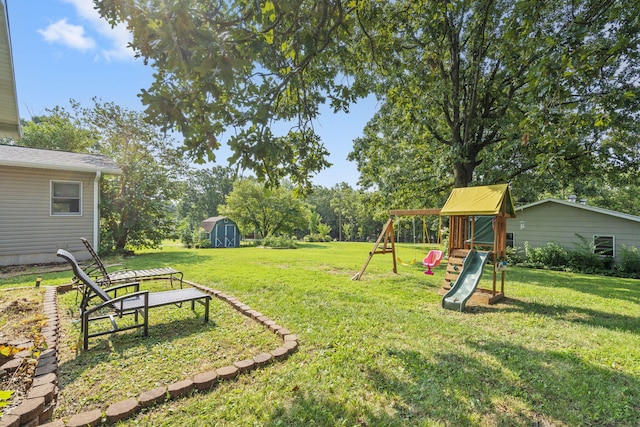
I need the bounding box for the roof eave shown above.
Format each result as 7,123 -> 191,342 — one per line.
0,2 -> 21,140
0,159 -> 122,175
516,198 -> 640,223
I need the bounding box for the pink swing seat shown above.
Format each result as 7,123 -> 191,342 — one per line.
423,250 -> 443,275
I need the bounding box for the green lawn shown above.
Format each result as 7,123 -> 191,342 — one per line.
2,242 -> 639,426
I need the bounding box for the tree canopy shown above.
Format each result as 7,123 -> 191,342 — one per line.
96,0 -> 640,196
219,178 -> 310,237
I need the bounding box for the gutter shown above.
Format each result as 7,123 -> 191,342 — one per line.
94,171 -> 101,251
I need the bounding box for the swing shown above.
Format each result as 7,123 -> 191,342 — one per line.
397,216 -> 430,266
396,217 -> 416,266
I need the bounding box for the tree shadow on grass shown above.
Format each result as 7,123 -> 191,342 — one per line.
265,391 -> 405,427
58,314 -> 216,386
122,250 -> 210,269
509,267 -> 640,304
361,341 -> 640,426
469,297 -> 640,334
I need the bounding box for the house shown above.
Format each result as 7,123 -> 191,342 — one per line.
0,0 -> 21,139
0,145 -> 121,266
506,197 -> 640,263
200,216 -> 240,248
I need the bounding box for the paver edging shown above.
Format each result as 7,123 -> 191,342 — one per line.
28,280 -> 299,426
4,287 -> 61,427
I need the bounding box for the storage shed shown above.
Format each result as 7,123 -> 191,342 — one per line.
506,198 -> 640,263
200,216 -> 240,248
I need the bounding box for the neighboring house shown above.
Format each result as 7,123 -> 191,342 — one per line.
200,216 -> 240,248
0,0 -> 21,139
0,145 -> 121,266
506,197 -> 640,263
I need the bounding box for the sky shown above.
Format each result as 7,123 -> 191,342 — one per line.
6,0 -> 376,188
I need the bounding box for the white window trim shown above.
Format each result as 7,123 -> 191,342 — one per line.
51,180 -> 83,216
593,235 -> 615,257
506,232 -> 515,248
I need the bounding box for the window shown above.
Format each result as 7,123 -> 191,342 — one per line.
593,235 -> 614,257
51,181 -> 82,215
506,232 -> 515,248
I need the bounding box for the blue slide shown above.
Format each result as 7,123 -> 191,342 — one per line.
442,250 -> 490,311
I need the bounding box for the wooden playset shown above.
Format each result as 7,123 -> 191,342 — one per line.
352,184 -> 516,306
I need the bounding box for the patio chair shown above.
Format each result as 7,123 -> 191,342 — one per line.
80,237 -> 183,288
57,249 -> 211,350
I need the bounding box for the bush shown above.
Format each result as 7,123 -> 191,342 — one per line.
261,235 -> 297,249
525,241 -> 569,269
194,231 -> 210,249
180,227 -> 194,248
303,234 -> 329,242
505,246 -> 526,264
567,234 -> 610,273
617,245 -> 640,277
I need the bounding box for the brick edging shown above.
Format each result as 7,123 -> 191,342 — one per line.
2,285 -> 64,427
4,282 -> 299,427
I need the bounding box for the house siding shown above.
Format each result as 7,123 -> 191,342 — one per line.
0,166 -> 94,266
506,202 -> 640,262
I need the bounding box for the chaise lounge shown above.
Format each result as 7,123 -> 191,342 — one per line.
57,249 -> 211,350
80,237 -> 184,288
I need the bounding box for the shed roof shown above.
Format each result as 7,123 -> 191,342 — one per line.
200,216 -> 235,233
517,198 -> 640,224
0,2 -> 21,139
0,144 -> 122,174
440,184 -> 516,217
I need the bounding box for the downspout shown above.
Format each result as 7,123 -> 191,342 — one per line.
94,171 -> 101,250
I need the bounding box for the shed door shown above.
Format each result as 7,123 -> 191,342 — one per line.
225,224 -> 236,247
214,225 -> 225,248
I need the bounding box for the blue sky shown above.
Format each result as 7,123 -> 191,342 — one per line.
6,0 -> 375,187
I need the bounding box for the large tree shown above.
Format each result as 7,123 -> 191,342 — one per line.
179,166 -> 236,229
14,100 -> 185,252
11,107 -> 97,152
96,0 -> 640,194
95,0 -> 350,191
71,99 -> 187,252
350,0 -> 640,196
219,178 -> 310,237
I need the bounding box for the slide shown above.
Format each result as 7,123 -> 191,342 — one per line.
442,250 -> 490,312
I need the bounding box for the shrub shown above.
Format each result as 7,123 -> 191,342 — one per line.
261,235 -> 297,249
505,246 -> 525,264
567,234 -> 609,273
617,245 -> 640,277
303,234 -> 329,242
180,226 -> 194,248
525,241 -> 569,269
194,231 -> 210,249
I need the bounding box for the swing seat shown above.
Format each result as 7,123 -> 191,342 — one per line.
423,250 -> 443,275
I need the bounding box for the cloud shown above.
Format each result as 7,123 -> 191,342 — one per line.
63,0 -> 134,61
38,18 -> 96,51
38,0 -> 134,61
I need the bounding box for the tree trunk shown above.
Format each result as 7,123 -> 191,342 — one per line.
114,227 -> 128,252
453,159 -> 475,188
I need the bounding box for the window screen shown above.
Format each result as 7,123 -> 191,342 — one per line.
51,181 -> 82,215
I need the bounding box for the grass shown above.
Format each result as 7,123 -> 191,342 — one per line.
1,242 -> 639,426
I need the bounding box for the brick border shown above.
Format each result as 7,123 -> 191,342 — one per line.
2,286 -> 66,427
4,281 -> 298,427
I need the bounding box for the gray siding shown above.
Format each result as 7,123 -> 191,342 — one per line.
506,202 -> 640,262
0,166 -> 95,266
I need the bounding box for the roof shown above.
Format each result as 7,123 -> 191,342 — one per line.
516,198 -> 640,224
440,184 -> 516,217
200,216 -> 235,233
0,145 -> 122,174
0,2 -> 21,139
